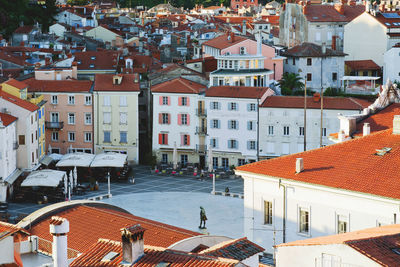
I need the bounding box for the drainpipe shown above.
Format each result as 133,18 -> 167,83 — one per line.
256,97 -> 260,162
278,179 -> 286,243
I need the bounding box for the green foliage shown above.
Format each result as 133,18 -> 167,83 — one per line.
279,72 -> 305,95
0,0 -> 58,39
394,80 -> 400,88
67,0 -> 90,5
323,87 -> 341,96
293,89 -> 316,96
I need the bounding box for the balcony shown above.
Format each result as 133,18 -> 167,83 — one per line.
196,108 -> 207,117
13,142 -> 19,150
45,121 -> 64,130
196,145 -> 207,153
196,126 -> 207,135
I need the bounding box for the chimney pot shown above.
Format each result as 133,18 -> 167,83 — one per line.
296,158 -> 304,173
363,122 -> 370,136
321,42 -> 326,54
393,115 -> 400,134
49,217 -> 69,267
121,224 -> 146,265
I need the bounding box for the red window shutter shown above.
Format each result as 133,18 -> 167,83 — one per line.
159,96 -> 163,105
178,97 -> 182,106
187,135 -> 190,146
186,97 -> 190,106
158,133 -> 162,144
165,134 -> 168,145
178,114 -> 182,125
187,114 -> 190,126
181,135 -> 184,146
167,97 -> 171,105
168,113 -> 171,124
159,113 -> 162,124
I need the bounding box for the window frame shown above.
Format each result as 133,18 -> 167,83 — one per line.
84,132 -> 92,142
68,113 -> 75,125
68,95 -> 75,105
264,200 -> 273,225
103,131 -> 111,143
298,207 -> 310,235
68,131 -> 76,142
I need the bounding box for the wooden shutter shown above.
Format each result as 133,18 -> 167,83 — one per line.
158,133 -> 162,144
177,114 -> 182,125
187,114 -> 190,126
168,113 -> 171,124
159,96 -> 163,105
159,113 -> 162,124
186,97 -> 190,106
187,135 -> 190,146
178,97 -> 182,106
165,133 -> 168,145
167,97 -> 171,105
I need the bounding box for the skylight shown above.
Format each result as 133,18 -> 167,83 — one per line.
375,147 -> 392,156
101,251 -> 119,262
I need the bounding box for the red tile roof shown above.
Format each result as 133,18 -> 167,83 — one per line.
28,205 -> 201,254
3,79 -> 27,90
0,112 -> 17,127
0,52 -> 31,67
206,86 -> 271,99
0,221 -> 29,241
14,25 -> 34,34
202,34 -> 247,50
260,96 -> 370,110
304,4 -> 364,22
0,89 -> 39,112
151,78 -> 206,94
94,74 -> 140,92
71,238 -> 240,267
236,128 -> 400,200
283,42 -> 346,57
345,60 -> 380,71
373,11 -> 400,28
24,78 -> 93,93
74,51 -> 119,70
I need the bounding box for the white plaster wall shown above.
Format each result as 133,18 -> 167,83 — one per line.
344,12 -> 388,67
0,121 -> 17,180
0,236 -> 14,264
239,173 -> 400,254
49,24 -> 67,37
276,244 -> 380,267
383,47 -> 400,83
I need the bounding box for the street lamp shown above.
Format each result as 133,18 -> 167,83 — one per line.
107,170 -> 112,197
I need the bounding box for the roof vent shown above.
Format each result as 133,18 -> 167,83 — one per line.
363,123 -> 370,136
296,158 -> 304,173
393,115 -> 400,134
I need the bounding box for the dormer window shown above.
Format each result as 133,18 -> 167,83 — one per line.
89,64 -> 95,68
91,56 -> 96,60
77,61 -> 81,64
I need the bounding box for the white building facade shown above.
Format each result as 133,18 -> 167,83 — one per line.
383,46 -> 400,83
0,113 -> 18,184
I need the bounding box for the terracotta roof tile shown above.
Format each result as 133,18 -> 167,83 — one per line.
14,25 -> 34,34
202,34 -> 247,50
260,95 -> 370,110
24,78 -> 93,93
74,51 -> 119,70
283,42 -> 346,57
237,128 -> 400,200
0,112 -> 17,126
0,52 -> 31,67
206,86 -> 271,99
151,78 -> 205,94
71,238 -> 240,266
94,74 -> 140,92
0,89 -> 39,112
345,60 -> 381,71
373,11 -> 400,28
28,205 -> 201,254
304,4 -> 364,22
3,79 -> 27,90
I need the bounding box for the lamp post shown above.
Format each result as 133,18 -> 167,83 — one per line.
107,170 -> 111,197
212,171 -> 216,195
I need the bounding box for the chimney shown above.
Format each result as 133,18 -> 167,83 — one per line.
393,115 -> 400,134
134,73 -> 139,83
334,3 -> 345,15
363,122 -> 370,136
121,225 -> 146,265
49,216 -> 69,267
296,158 -> 304,173
71,62 -> 78,79
379,4 -> 385,12
331,36 -> 337,51
242,20 -> 247,35
230,32 -> 235,43
321,42 -> 326,54
338,130 -> 346,142
313,92 -> 321,102
256,31 -> 262,56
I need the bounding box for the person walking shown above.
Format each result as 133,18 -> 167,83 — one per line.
199,206 -> 207,229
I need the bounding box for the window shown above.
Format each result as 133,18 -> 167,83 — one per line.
222,158 -> 229,169
299,208 -> 310,234
229,120 -> 238,130
68,95 -> 75,105
307,58 -> 312,66
248,140 -> 256,150
211,119 -> 220,129
31,133 -> 34,143
103,112 -> 111,124
103,96 -> 111,106
238,159 -> 246,166
161,113 -> 169,124
264,126 -> 273,137
332,72 -> 337,81
51,95 -> 58,104
247,121 -> 255,131
159,133 -> 168,145
181,97 -> 188,106
51,132 -> 58,142
18,135 -> 25,145
211,101 -> 220,110
299,126 -> 304,136
292,58 -> 295,65
51,112 -> 59,122
322,128 -> 327,137
85,95 -> 92,105
84,132 -> 92,142
68,132 -> 75,142
182,134 -> 190,146
213,157 -> 218,169
162,96 -> 169,105
120,131 -> 127,143
307,73 -> 312,81
228,139 -> 238,149
89,64 -> 95,68
363,71 -> 368,76
283,126 -> 290,136
85,113 -> 92,125
162,154 -> 168,164
210,138 -> 218,148
248,103 -> 256,111
120,112 -> 127,124
181,154 -> 188,166
104,131 -> 111,142
337,215 -> 347,234
315,32 -> 321,41
264,201 -> 273,225
119,96 -> 127,106
68,113 -> 75,125
229,102 -> 238,111
180,114 -> 188,125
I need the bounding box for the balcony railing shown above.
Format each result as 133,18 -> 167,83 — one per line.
45,121 -> 64,130
196,126 -> 207,135
196,108 -> 207,117
196,145 -> 207,153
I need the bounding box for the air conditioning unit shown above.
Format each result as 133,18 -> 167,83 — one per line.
240,47 -> 246,55
225,52 -> 231,56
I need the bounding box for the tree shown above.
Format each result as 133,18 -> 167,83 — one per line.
278,72 -> 305,95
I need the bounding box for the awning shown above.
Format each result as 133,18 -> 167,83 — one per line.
49,153 -> 63,161
4,169 -> 23,185
341,76 -> 380,81
90,153 -> 128,168
56,153 -> 95,167
40,155 -> 54,166
21,170 -> 66,187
